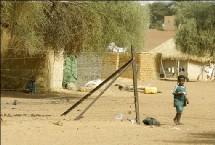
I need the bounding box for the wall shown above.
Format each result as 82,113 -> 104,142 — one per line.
162,60 -> 188,78
101,52 -> 161,81
1,50 -> 161,92
1,49 -> 65,92
161,59 -> 208,81
101,53 -> 119,79
164,16 -> 176,31
118,53 -> 132,78
1,49 -> 48,92
187,60 -> 207,81
136,52 -> 161,81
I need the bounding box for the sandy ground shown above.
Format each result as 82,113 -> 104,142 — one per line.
143,29 -> 176,51
1,78 -> 215,145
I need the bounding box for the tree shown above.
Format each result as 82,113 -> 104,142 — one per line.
1,1 -> 49,55
148,2 -> 175,29
1,1 -> 150,55
174,1 -> 215,57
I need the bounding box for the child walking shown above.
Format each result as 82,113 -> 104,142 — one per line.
172,75 -> 189,125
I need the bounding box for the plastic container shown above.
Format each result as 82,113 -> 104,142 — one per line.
144,87 -> 158,94
115,114 -> 123,121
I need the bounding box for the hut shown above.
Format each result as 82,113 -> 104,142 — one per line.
150,38 -> 214,81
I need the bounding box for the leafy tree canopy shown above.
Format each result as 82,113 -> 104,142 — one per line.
148,2 -> 175,29
174,1 -> 215,57
1,1 -> 150,56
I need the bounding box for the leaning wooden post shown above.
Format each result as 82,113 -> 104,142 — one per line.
131,46 -> 140,124
61,58 -> 133,116
74,59 -> 133,120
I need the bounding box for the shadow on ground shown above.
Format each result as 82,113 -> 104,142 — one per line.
1,91 -> 85,100
160,131 -> 215,144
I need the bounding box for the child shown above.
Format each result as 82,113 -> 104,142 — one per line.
172,75 -> 189,125
25,76 -> 36,94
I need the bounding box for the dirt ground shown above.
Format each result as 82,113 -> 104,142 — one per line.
1,78 -> 215,145
143,29 -> 176,51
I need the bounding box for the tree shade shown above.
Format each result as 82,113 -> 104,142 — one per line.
1,1 -> 150,55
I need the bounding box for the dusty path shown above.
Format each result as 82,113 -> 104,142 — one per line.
1,79 -> 215,145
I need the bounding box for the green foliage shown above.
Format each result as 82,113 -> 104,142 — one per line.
148,2 -> 175,29
44,1 -> 149,53
1,1 -> 13,30
174,2 -> 215,57
96,2 -> 149,52
1,1 -> 49,55
1,1 -> 149,55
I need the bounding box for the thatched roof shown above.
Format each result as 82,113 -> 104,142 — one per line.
149,38 -> 214,63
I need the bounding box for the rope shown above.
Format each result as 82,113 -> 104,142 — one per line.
1,74 -> 33,81
1,57 -> 46,60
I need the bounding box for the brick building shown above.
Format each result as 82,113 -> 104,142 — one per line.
163,16 -> 176,31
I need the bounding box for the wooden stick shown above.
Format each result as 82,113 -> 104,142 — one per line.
61,59 -> 133,116
74,59 -> 133,120
161,59 -> 166,78
131,46 -> 140,124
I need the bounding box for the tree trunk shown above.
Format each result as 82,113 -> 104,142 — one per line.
47,49 -> 65,90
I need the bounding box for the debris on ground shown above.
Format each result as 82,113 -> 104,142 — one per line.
13,100 -> 18,105
115,114 -> 123,121
66,82 -> 77,91
115,84 -> 147,91
171,127 -> 181,130
78,79 -> 103,92
115,83 -> 162,94
143,117 -> 160,126
53,120 -> 63,126
127,119 -> 136,125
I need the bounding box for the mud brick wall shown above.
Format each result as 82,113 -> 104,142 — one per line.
1,50 -> 48,92
118,53 -> 132,78
137,52 -> 161,81
118,52 -> 161,81
101,53 -> 119,79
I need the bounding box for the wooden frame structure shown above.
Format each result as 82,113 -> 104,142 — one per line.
61,46 -> 140,124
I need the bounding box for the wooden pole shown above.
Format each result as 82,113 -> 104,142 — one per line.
161,59 -> 166,78
131,46 -> 140,124
74,59 -> 133,120
61,59 -> 133,116
177,60 -> 180,77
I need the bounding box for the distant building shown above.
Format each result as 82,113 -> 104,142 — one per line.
164,16 -> 176,31
149,38 -> 214,81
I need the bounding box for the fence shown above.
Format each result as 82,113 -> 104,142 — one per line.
1,49 -> 161,92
